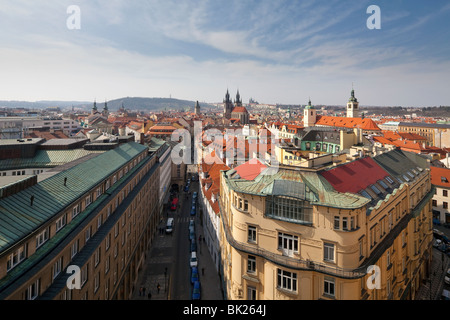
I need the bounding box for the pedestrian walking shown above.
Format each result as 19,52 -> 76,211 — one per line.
139,286 -> 143,296
143,287 -> 146,297
157,283 -> 161,294
148,291 -> 152,299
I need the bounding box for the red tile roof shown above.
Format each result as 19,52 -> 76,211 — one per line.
431,166 -> 450,188
320,157 -> 390,194
232,158 -> 267,181
231,106 -> 248,113
315,116 -> 381,131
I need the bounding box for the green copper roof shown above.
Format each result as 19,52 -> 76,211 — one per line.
0,142 -> 147,253
224,166 -> 369,209
0,149 -> 104,171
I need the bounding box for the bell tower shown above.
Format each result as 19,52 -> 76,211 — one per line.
347,87 -> 360,118
303,98 -> 317,127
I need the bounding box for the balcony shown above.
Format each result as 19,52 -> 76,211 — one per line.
219,198 -> 367,279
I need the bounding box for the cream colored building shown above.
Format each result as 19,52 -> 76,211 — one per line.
219,149 -> 433,300
0,142 -> 161,300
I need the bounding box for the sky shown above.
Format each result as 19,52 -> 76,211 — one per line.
0,0 -> 449,107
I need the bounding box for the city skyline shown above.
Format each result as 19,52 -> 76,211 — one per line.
0,1 -> 449,106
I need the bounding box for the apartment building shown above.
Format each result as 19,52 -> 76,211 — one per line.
431,166 -> 450,224
219,149 -> 433,300
0,142 -> 160,300
0,117 -> 80,139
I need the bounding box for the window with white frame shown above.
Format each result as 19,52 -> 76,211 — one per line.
277,269 -> 297,292
81,264 -> 88,287
247,286 -> 257,300
248,225 -> 257,243
85,194 -> 93,207
7,245 -> 26,272
24,279 -> 40,300
72,203 -> 81,218
53,257 -> 63,280
278,232 -> 299,256
94,248 -> 101,267
247,255 -> 256,273
85,226 -> 91,243
71,240 -> 79,259
35,228 -> 49,249
56,214 -> 67,232
324,277 -> 335,297
323,242 -> 335,262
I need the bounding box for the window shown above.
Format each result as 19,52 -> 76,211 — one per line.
324,242 -> 335,262
277,269 -> 297,292
85,194 -> 93,207
248,226 -> 257,243
432,200 -> 437,207
94,248 -> 101,267
72,203 -> 81,218
247,255 -> 256,273
85,226 -> 92,243
36,228 -> 49,249
278,232 -> 298,256
244,200 -> 249,212
53,257 -> 63,280
324,278 -> 335,297
342,217 -> 348,231
7,245 -> 26,271
71,240 -> 79,259
81,264 -> 88,287
25,279 -> 40,300
334,216 -> 340,230
444,202 -> 448,209
56,214 -> 67,232
247,286 -> 257,300
385,176 -> 394,184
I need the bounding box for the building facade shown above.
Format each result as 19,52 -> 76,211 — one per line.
0,142 -> 161,300
219,149 -> 433,300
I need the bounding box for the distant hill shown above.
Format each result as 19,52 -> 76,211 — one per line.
0,97 -> 211,112
105,97 -> 208,112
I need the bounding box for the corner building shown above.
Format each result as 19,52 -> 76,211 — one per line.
0,142 -> 160,300
219,149 -> 433,300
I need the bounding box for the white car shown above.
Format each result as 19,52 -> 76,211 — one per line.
190,252 -> 198,268
445,268 -> 450,286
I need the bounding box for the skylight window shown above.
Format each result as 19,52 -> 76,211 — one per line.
385,176 -> 394,184
378,180 -> 389,189
402,175 -> 410,182
407,171 -> 415,179
370,185 -> 382,195
360,190 -> 372,199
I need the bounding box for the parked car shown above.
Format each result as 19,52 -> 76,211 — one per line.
191,281 -> 201,300
170,198 -> 178,211
193,192 -> 198,200
189,229 -> 195,241
190,240 -> 197,252
191,267 -> 199,284
189,220 -> 195,232
190,208 -> 196,216
190,252 -> 198,268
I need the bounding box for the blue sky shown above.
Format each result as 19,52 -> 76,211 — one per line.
0,0 -> 449,106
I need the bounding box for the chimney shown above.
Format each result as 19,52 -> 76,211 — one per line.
30,195 -> 34,206
64,177 -> 67,186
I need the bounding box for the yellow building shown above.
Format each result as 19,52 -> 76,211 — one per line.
0,142 -> 161,300
219,149 -> 433,300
